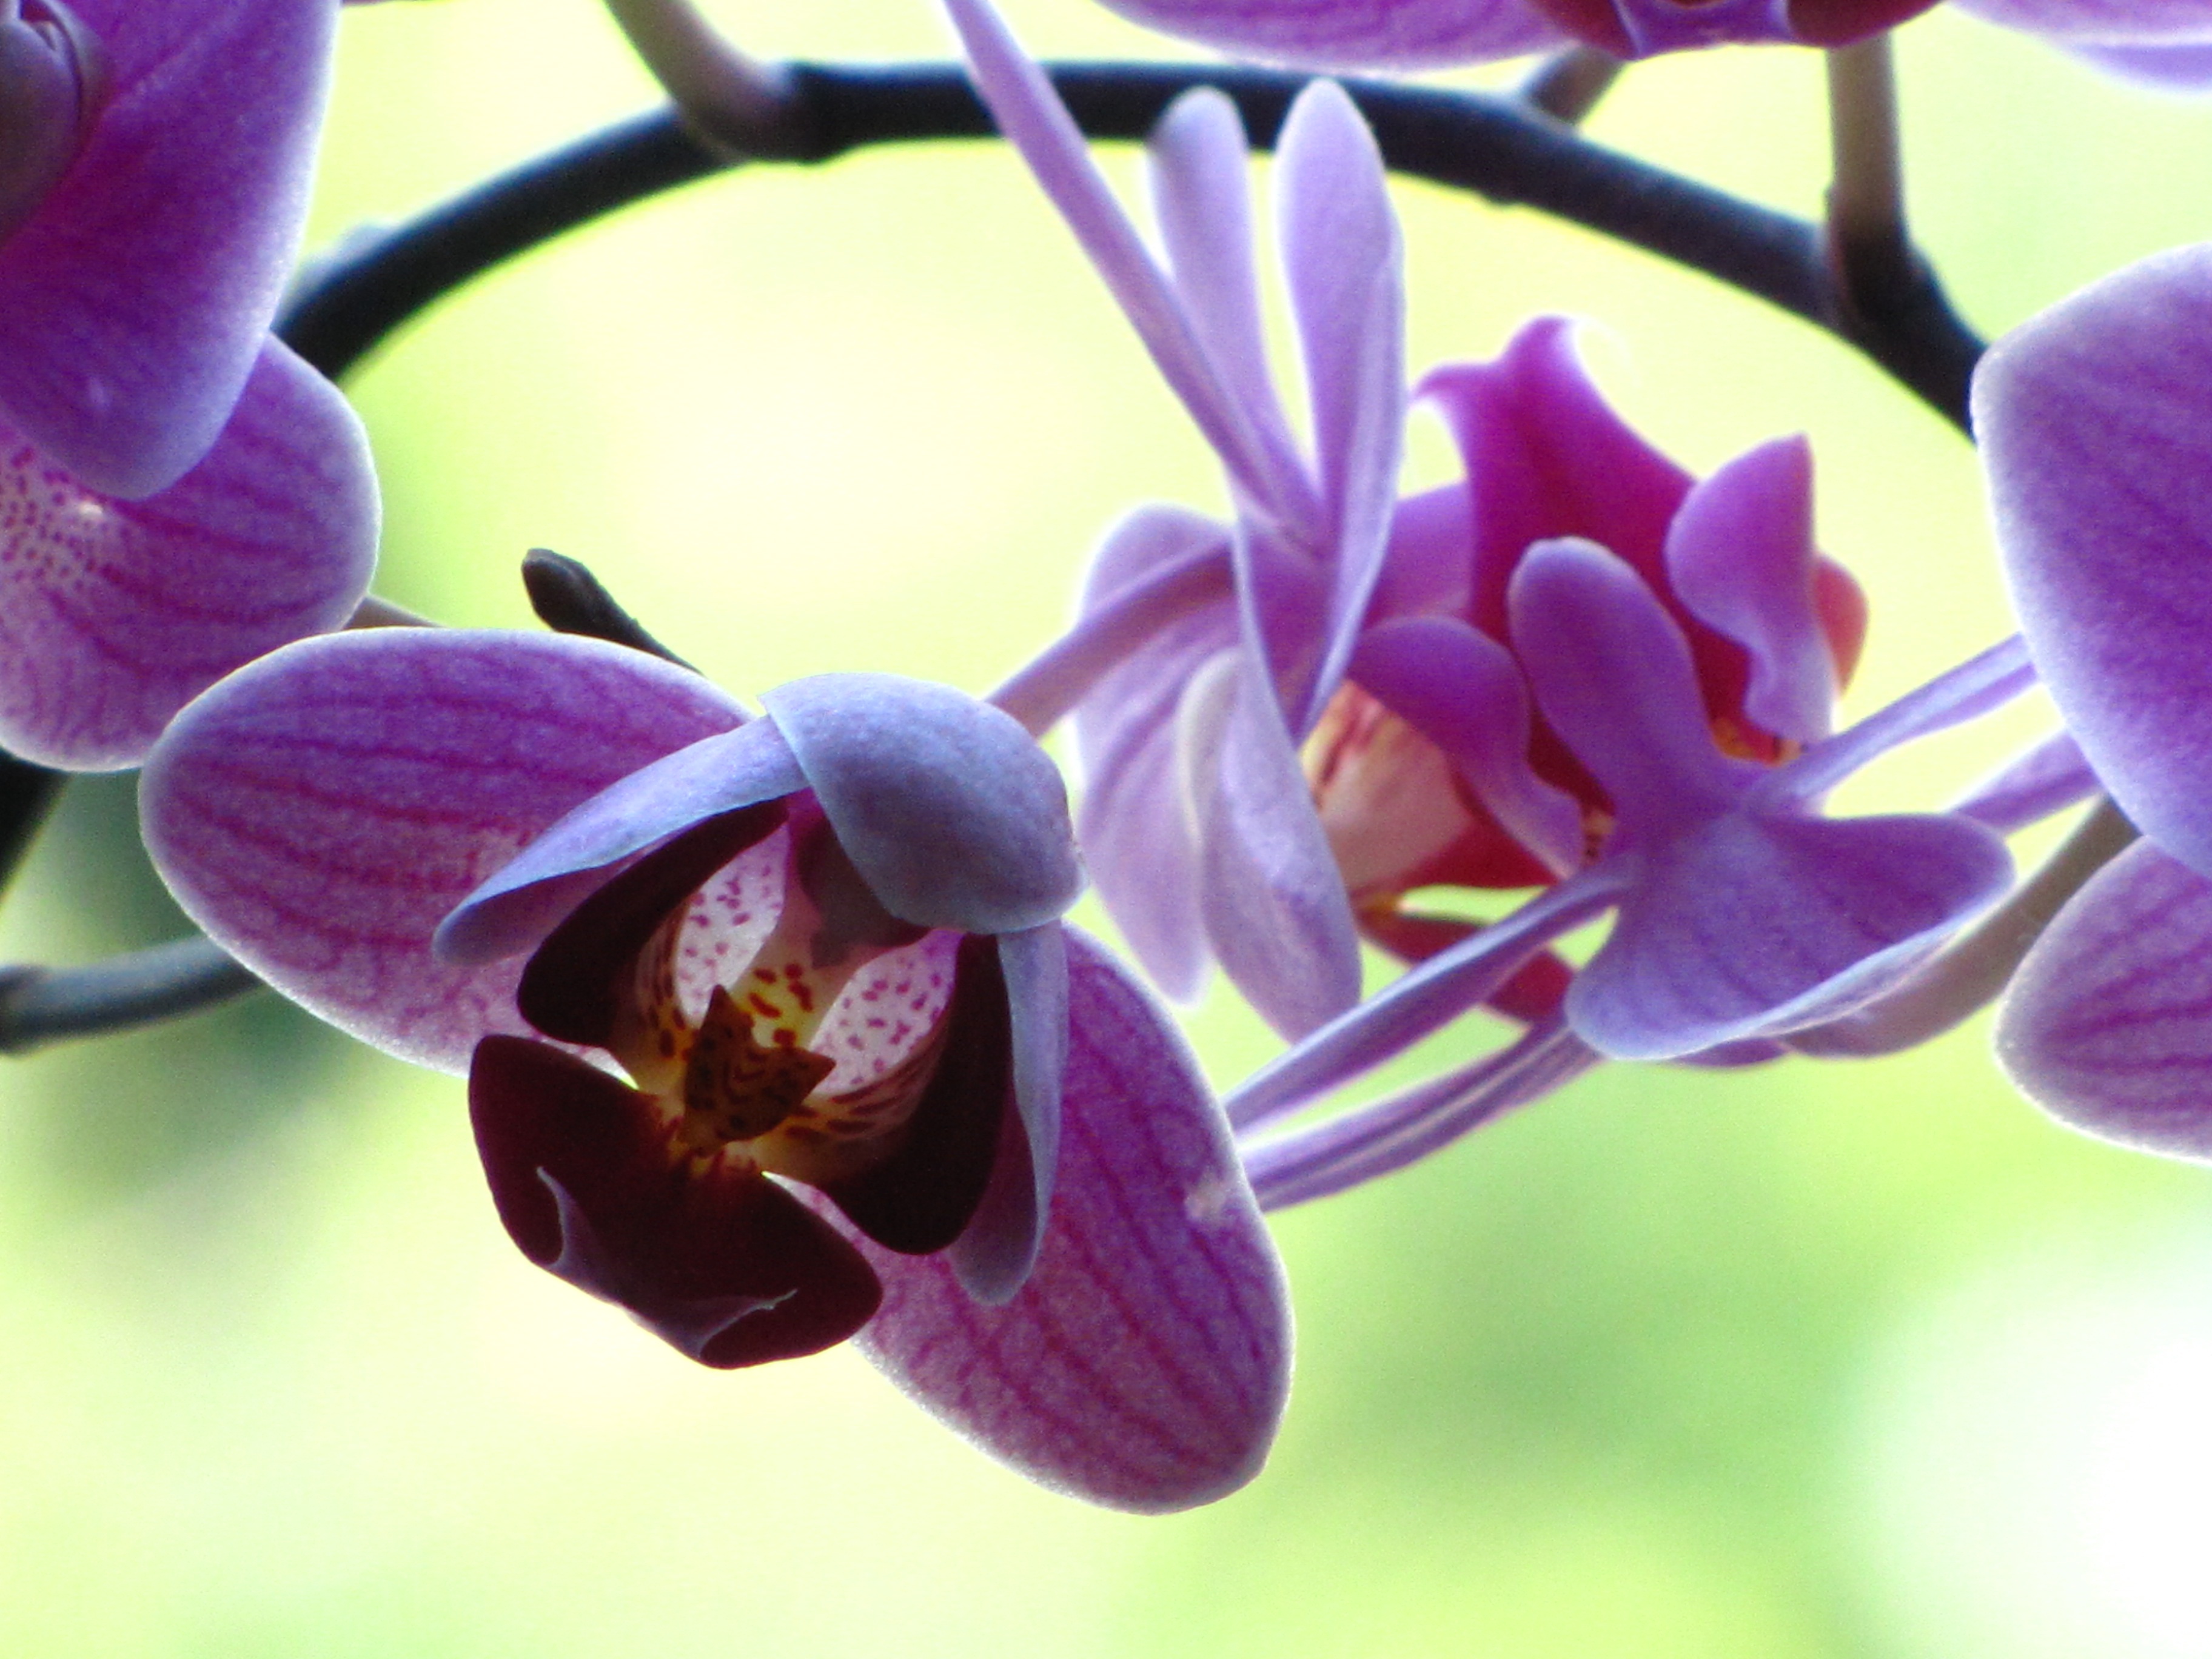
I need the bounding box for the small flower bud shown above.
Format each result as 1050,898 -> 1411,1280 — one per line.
0,0 -> 106,246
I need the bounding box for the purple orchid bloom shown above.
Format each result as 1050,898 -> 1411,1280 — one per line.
139,628 -> 1290,1511
1079,0 -> 1936,67
1948,1 -> 2212,89
954,0 -> 2028,1201
0,0 -> 379,771
1972,244 -> 2212,1160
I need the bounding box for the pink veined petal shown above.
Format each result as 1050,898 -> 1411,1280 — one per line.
1976,244 -> 2212,879
1273,80 -> 1406,742
850,927 -> 1290,1513
1225,868 -> 1626,1129
140,629 -> 745,1074
1998,840 -> 2212,1162
0,338 -> 375,771
763,674 -> 1084,937
1067,509 -> 1241,1002
1947,0 -> 2212,44
0,0 -> 337,497
1091,0 -> 1569,68
940,0 -> 1311,529
991,506 -> 1233,736
1181,646 -> 1364,1039
1509,537 -> 1753,846
1347,615 -> 1583,877
435,719 -> 805,967
1567,809 -> 2013,1061
1663,435 -> 1834,746
1145,90 -> 1306,506
948,923 -> 1071,1306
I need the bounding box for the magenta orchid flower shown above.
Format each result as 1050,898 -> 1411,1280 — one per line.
1973,244 -> 2212,1160
0,0 -> 379,771
139,628 -> 1290,1511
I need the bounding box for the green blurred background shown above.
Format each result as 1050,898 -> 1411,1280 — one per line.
4,2 -> 2212,1652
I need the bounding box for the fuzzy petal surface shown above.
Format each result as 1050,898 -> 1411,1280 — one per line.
1093,0 -> 1567,67
852,928 -> 1290,1512
763,674 -> 1083,936
141,630 -> 743,1073
1978,245 -> 2212,879
0,0 -> 337,497
0,339 -> 375,769
1569,809 -> 2014,1060
1999,841 -> 2212,1162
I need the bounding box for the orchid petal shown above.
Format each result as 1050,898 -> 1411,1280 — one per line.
1181,648 -> 1362,1038
0,0 -> 336,497
1976,245 -> 2212,877
141,630 -> 743,1073
1755,634 -> 2035,811
1569,809 -> 2013,1060
1611,0 -> 1792,54
1275,79 -> 1406,736
1242,1016 -> 1599,1210
947,923 -> 1069,1304
1998,840 -> 2212,1162
1664,435 -> 1834,746
1232,518 -> 1333,727
1347,615 -> 1583,877
2059,41 -> 2212,87
940,0 -> 1309,527
470,1036 -> 883,1367
437,719 -> 803,968
1225,869 -> 1625,1129
853,928 -> 1290,1513
1090,0 -> 1569,68
1510,538 -> 1752,845
763,674 -> 1083,936
1369,481 -> 1476,623
1145,90 -> 1304,499
0,339 -> 375,770
1946,0 -> 2212,45
1951,732 -> 2099,835
1071,511 -> 1241,1002
991,505 -> 1232,736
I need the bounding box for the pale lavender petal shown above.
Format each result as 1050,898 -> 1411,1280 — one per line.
1233,518 -> 1332,728
1368,482 -> 1475,623
1241,1016 -> 1598,1209
1145,90 -> 1304,501
1949,0 -> 2212,43
854,928 -> 1290,1512
0,339 -> 375,771
1569,809 -> 2013,1060
1663,435 -> 1834,745
764,674 -> 1083,936
1182,648 -> 1362,1038
1071,511 -> 1241,1002
1998,840 -> 2212,1161
1951,732 -> 2099,834
2061,41 -> 2212,87
1275,79 -> 1406,735
1614,0 -> 1791,53
1347,615 -> 1583,877
941,0 -> 1311,528
1755,634 -> 2035,810
141,631 -> 743,1073
1976,244 -> 2212,876
1091,0 -> 1568,68
1509,538 -> 1752,845
0,0 -> 337,497
1225,869 -> 1624,1129
435,720 -> 802,967
990,507 -> 1232,736
950,923 -> 1070,1305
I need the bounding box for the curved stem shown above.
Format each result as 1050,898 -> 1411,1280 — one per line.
0,937 -> 263,1054
279,59 -> 1983,430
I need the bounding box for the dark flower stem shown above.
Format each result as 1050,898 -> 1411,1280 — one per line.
0,938 -> 264,1054
278,59 -> 1984,430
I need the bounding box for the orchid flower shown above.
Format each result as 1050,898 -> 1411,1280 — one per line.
956,0 -> 2033,1202
0,0 -> 380,771
1972,243 -> 2212,1161
139,628 -> 1290,1511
